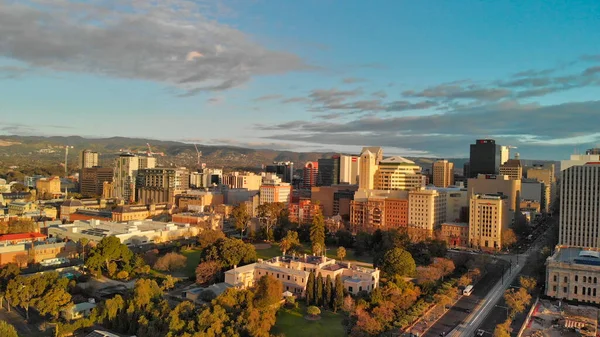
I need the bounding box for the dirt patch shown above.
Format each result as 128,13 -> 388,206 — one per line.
253,243 -> 272,250
0,140 -> 19,146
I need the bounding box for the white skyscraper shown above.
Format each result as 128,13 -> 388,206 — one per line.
558,163 -> 600,248
561,148 -> 600,171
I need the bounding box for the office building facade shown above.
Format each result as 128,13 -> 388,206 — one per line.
468,194 -> 510,250
136,167 -> 190,204
433,159 -> 454,188
317,157 -> 340,186
80,167 -> 114,197
303,162 -> 319,189
265,162 -> 294,183
339,155 -> 360,185
376,156 -> 423,191
469,139 -> 505,178
80,149 -> 99,169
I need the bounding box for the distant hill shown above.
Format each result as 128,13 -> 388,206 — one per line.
0,135 -> 557,174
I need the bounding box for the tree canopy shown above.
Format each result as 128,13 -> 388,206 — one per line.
381,247 -> 416,277
85,236 -> 133,275
0,320 -> 18,337
309,209 -> 325,254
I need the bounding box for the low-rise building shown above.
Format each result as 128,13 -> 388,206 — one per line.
224,255 -> 379,296
437,222 -> 469,247
8,201 -> 37,216
546,247 -> 600,304
288,199 -> 322,224
0,232 -> 46,246
36,176 -> 62,195
172,212 -> 223,230
63,302 -> 97,320
112,203 -> 172,221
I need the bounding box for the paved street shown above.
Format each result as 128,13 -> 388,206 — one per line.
421,258 -> 509,337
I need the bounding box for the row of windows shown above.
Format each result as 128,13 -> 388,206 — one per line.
553,285 -> 597,297
553,274 -> 598,284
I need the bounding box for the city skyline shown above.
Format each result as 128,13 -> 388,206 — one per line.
1,0 -> 600,160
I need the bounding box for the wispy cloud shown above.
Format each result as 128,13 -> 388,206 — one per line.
254,94 -> 284,102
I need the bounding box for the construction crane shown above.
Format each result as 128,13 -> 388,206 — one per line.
193,144 -> 202,168
146,143 -> 165,157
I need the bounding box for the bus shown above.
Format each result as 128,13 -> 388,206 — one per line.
463,285 -> 474,296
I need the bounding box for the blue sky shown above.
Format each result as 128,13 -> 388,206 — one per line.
1,0 -> 600,159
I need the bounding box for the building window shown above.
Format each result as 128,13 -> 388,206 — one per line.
553,275 -> 557,282
349,286 -> 353,293
575,286 -> 578,294
575,275 -> 579,282
594,288 -> 597,297
563,287 -> 567,293
595,277 -> 598,284
553,286 -> 557,292
584,276 -> 587,283
583,287 -> 586,295
564,276 -> 568,283
589,288 -> 592,296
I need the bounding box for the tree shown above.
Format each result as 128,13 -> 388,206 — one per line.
520,276 -> 537,294
0,263 -> 19,309
85,236 -> 133,274
195,261 -> 222,285
501,229 -> 517,248
201,237 -> 257,268
458,274 -> 472,287
504,288 -> 531,317
315,272 -> 324,307
310,209 -> 325,254
232,203 -> 251,237
132,279 -> 163,309
0,320 -> 18,337
254,275 -> 283,309
154,252 -> 187,272
324,275 -> 333,309
493,320 -> 512,337
35,286 -> 72,319
312,243 -> 323,257
7,276 -> 36,319
78,237 -> 89,261
416,266 -> 443,284
279,231 -> 300,255
433,257 -> 455,281
336,246 -> 346,261
334,275 -> 344,312
306,306 -> 321,317
306,271 -> 315,305
381,248 -> 416,277
197,230 -> 226,248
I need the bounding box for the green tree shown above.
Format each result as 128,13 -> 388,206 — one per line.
0,263 -> 20,309
0,320 -> 18,337
315,272 -> 323,307
381,247 -> 416,277
307,306 -> 321,317
309,209 -> 325,255
167,301 -> 197,336
35,285 -> 72,319
336,246 -> 346,261
254,275 -> 283,309
153,252 -> 187,272
232,203 -> 251,237
197,230 -> 226,249
78,237 -> 89,261
324,275 -> 333,309
85,236 -> 133,274
334,275 -> 344,312
306,271 -> 315,306
279,231 -> 300,255
201,237 -> 257,268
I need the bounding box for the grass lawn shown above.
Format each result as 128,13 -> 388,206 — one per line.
255,243 -> 283,260
181,249 -> 203,277
257,242 -> 373,266
271,303 -> 345,337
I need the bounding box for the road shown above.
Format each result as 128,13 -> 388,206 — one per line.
421,257 -> 509,337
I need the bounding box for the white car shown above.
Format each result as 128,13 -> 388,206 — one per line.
476,329 -> 485,336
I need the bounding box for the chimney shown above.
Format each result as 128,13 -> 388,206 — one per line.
234,265 -> 237,270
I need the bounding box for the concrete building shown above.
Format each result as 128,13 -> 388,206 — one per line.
48,219 -> 199,245
80,150 -> 99,169
469,139 -> 505,177
500,155 -> 523,180
339,155 -> 360,185
260,183 -> 292,205
317,157 -> 340,186
521,179 -> 544,212
350,190 -> 409,233
467,174 -> 521,213
8,201 -> 37,216
136,167 -> 190,204
36,176 -> 62,195
112,203 -> 172,222
376,156 -> 423,191
546,248 -> 600,304
359,147 -> 382,190
311,185 -> 359,217
113,153 -> 156,202
225,255 -> 380,296
444,188 -> 469,223
176,190 -> 224,212
24,175 -> 45,188
433,160 -> 454,188
527,164 -> 556,212
558,163 -> 600,248
190,168 -> 223,189
437,222 -> 469,247
171,212 -> 223,231
407,188 -> 447,239
221,172 -> 262,191
561,149 -> 600,171
288,199 -> 322,224
303,162 -> 319,189
468,194 -> 511,250
80,167 -> 113,197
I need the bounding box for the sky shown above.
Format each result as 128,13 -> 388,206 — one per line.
1,0 -> 600,160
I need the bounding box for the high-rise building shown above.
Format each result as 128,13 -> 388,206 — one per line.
376,156 -> 423,191
467,174 -> 521,213
80,150 -> 99,169
558,163 -> 600,248
317,157 -> 340,186
561,149 -> 600,171
222,172 -> 262,191
339,155 -> 360,185
265,162 -> 294,183
433,160 -> 454,188
469,139 -> 504,178
80,167 -> 114,197
303,162 -> 319,189
113,153 -> 156,202
136,167 -> 190,204
407,188 -> 447,239
358,147 -> 382,190
259,183 -> 292,205
468,194 -> 510,250
499,155 -> 523,180
527,163 -> 555,212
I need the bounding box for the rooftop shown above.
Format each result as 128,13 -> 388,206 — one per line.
379,156 -> 415,164
0,232 -> 46,242
552,247 -> 600,267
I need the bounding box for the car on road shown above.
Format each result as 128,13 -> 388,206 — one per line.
476,329 -> 485,336
465,308 -> 471,313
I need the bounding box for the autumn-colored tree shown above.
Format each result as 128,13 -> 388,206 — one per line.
458,274 -> 472,287
336,246 -> 346,261
0,320 -> 18,337
0,263 -> 19,309
132,279 -> 163,309
372,301 -> 395,330
352,306 -> 383,336
520,276 -> 537,294
307,305 -> 321,317
501,229 -> 517,248
154,252 -> 187,272
342,295 -> 355,313
493,319 -> 512,337
85,236 -> 133,274
197,230 -> 226,248
254,275 -> 283,308
195,260 -> 222,285
433,257 -> 455,281
504,288 -> 531,318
